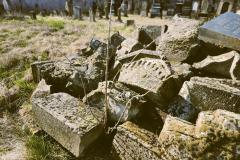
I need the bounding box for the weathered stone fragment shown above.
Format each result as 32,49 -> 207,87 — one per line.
199,12 -> 240,51
113,121 -> 162,160
179,77 -> 240,113
136,25 -> 162,50
194,110 -> 240,159
31,92 -> 104,157
157,17 -> 201,63
159,116 -> 197,159
118,58 -> 185,107
193,51 -> 240,80
116,39 -> 143,60
31,61 -> 54,83
83,81 -> 146,122
159,110 -> 240,159
39,42 -> 111,97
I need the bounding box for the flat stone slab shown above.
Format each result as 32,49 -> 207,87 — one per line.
179,77 -> 240,113
193,51 -> 240,80
113,121 -> 161,160
32,93 -> 104,157
199,12 -> 240,51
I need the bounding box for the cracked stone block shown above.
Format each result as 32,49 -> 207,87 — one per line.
159,115 -> 197,159
118,58 -> 184,107
179,77 -> 240,113
195,109 -> 240,139
83,81 -> 146,122
136,25 -> 162,50
113,121 -> 162,160
31,92 -> 104,157
116,39 -> 143,61
199,12 -> 240,51
157,17 -> 201,63
193,51 -> 240,80
39,42 -> 111,97
31,61 -> 54,83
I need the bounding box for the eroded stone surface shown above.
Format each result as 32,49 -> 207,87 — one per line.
118,58 -> 185,107
31,92 -> 104,157
113,121 -> 162,160
31,61 -> 54,83
159,110 -> 240,159
193,51 -> 240,80
116,39 -> 143,61
157,17 -> 201,63
179,77 -> 240,113
83,81 -> 146,122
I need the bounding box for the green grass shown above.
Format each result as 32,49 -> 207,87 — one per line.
26,134 -> 74,160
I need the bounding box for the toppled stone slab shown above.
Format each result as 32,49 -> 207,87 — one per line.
159,116 -> 197,159
38,42 -> 111,97
193,51 -> 240,80
159,110 -> 240,159
136,25 -> 162,50
178,77 -> 240,113
157,17 -> 201,63
118,58 -> 187,107
83,81 -> 146,122
116,39 -> 143,60
199,12 -> 240,51
31,92 -> 104,157
113,121 -> 162,160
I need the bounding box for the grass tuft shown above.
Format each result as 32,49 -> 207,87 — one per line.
26,134 -> 73,160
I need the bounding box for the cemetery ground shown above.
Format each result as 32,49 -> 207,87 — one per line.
0,15 -> 168,160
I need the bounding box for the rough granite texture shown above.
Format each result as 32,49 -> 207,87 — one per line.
31,92 -> 104,157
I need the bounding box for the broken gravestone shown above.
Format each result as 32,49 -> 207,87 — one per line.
83,81 -> 146,122
177,77 -> 240,113
118,58 -> 191,107
31,92 -> 104,157
31,61 -> 54,83
136,25 -> 162,50
112,121 -> 162,160
116,38 -> 143,59
199,12 -> 240,51
159,110 -> 240,159
157,17 -> 202,63
193,50 -> 240,80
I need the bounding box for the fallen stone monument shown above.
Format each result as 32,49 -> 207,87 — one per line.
178,77 -> 240,113
83,81 -> 146,122
118,57 -> 191,107
112,121 -> 162,160
193,51 -> 240,80
31,92 -> 104,157
157,17 -> 201,63
199,12 -> 240,51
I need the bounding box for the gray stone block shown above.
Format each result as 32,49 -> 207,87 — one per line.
179,77 -> 240,113
31,92 -> 104,157
199,12 -> 240,51
113,121 -> 162,160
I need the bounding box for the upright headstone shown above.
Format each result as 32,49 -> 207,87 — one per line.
199,12 -> 240,51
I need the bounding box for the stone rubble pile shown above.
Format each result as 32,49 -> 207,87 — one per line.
31,12 -> 240,159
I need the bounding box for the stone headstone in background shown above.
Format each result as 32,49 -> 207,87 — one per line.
199,12 -> 240,51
